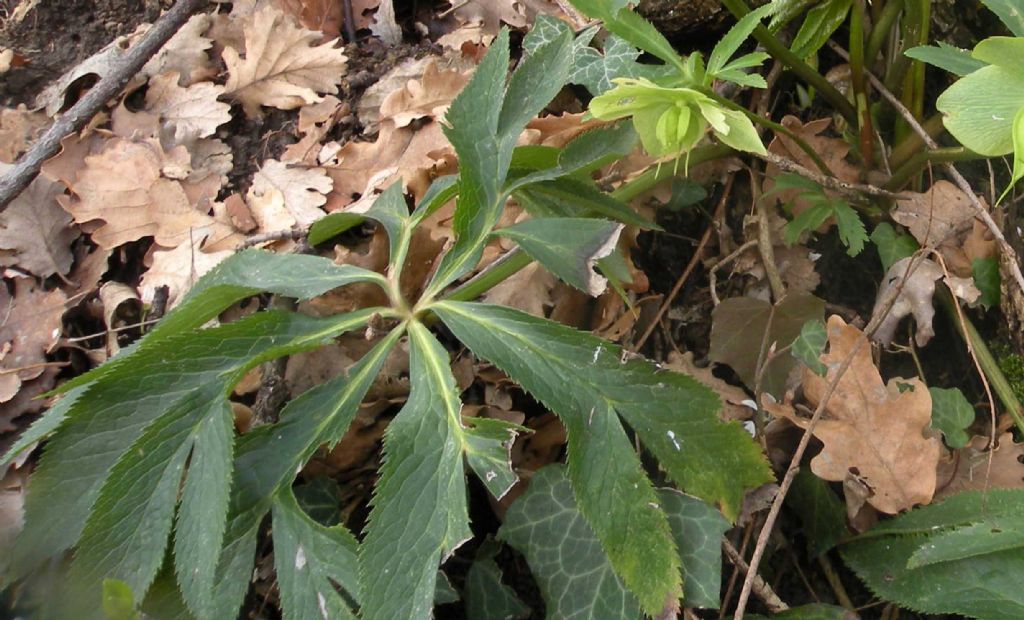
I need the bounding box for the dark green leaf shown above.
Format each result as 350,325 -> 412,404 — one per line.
499,465 -> 642,619
928,387 -> 975,449
496,218 -> 623,295
514,177 -> 656,229
842,489 -> 1024,619
832,201 -> 868,256
435,301 -> 773,613
980,0 -> 1024,36
465,541 -> 530,620
659,489 -> 730,608
273,488 -> 360,620
871,223 -> 918,272
790,0 -> 852,58
792,319 -> 828,376
787,469 -> 848,557
359,322 -> 471,619
1,385 -> 83,465
708,3 -> 774,78
293,477 -> 342,526
973,257 -> 1001,308
905,43 -> 988,76
463,417 -> 522,499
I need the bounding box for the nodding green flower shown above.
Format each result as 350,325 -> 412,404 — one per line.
589,78 -> 766,165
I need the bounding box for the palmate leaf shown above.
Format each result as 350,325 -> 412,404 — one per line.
427,28 -> 573,296
15,308 -> 380,614
208,329 -> 403,618
359,321 -> 472,620
433,301 -> 773,614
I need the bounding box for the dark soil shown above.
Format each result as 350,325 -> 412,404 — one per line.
0,0 -> 174,107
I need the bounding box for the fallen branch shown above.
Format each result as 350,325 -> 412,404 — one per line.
0,0 -> 209,210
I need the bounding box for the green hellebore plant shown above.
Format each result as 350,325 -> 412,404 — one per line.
589,77 -> 767,163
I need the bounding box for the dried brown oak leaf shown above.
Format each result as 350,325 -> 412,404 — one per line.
144,71 -> 231,145
60,139 -> 214,250
0,106 -> 48,164
767,315 -> 942,513
378,59 -> 473,130
936,432 -> 1024,498
892,181 -> 987,277
0,278 -> 66,404
141,13 -> 217,86
223,5 -> 348,116
0,164 -> 78,278
247,159 -> 332,231
140,232 -> 232,308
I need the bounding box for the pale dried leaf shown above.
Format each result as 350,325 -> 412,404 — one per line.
0,106 -> 48,163
369,0 -> 401,45
61,139 -> 213,249
481,262 -> 556,317
0,164 -> 77,278
223,6 -> 348,116
248,159 -> 332,230
144,72 -> 231,145
767,316 -> 942,513
139,233 -> 232,307
870,257 -> 960,347
378,59 -> 472,129
141,13 -> 216,85
893,180 -> 977,248
936,432 -> 1024,498
0,278 -> 66,403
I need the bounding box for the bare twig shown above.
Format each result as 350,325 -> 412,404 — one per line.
753,150 -> 906,200
722,538 -> 789,614
239,228 -> 306,248
733,251 -> 931,619
0,0 -> 210,210
828,39 -> 1024,297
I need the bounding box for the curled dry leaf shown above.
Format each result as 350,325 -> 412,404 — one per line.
377,59 -> 473,130
767,315 -> 943,514
892,180 -> 985,277
60,138 -> 214,249
247,159 -> 332,231
141,13 -> 217,86
871,257 -> 979,347
0,163 -> 77,278
223,6 -> 348,116
0,278 -> 66,405
139,232 -> 232,307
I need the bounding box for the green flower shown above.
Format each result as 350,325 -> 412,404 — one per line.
589,77 -> 766,161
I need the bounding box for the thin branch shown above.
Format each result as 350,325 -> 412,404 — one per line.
238,228 -> 305,248
828,39 -> 1024,298
753,150 -> 906,200
0,0 -> 210,210
721,538 -> 789,614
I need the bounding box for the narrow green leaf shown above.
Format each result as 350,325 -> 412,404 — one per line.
928,387 -> 975,449
841,489 -> 1024,619
787,469 -> 848,557
273,488 -> 360,620
871,223 -> 918,272
435,301 -> 773,612
69,390 -> 224,608
497,28 -> 573,139
908,520 -> 1024,568
13,309 -> 376,586
659,489 -> 730,609
708,3 -> 775,78
308,182 -> 410,266
514,177 -> 656,229
980,0 -> 1024,36
464,540 -> 530,620
972,257 -> 1001,308
747,604 -> 856,620
499,465 -> 642,619
208,329 -> 402,617
174,399 -> 234,617
359,321 -> 471,620
790,0 -> 852,59
905,43 -> 988,76
713,108 -> 766,155
998,104 -> 1024,203
792,319 -> 828,376
496,218 -> 623,295
605,7 -> 687,73
305,212 -> 365,246
1,385 -> 83,465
